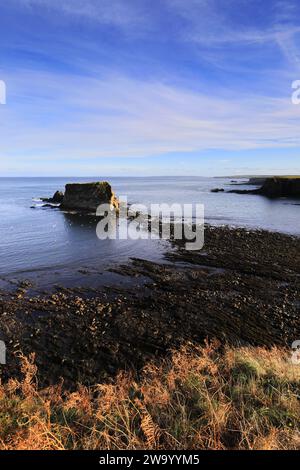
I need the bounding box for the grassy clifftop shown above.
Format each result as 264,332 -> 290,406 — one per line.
272,176 -> 300,179
1,344 -> 299,450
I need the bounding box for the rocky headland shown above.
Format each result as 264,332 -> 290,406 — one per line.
228,177 -> 300,198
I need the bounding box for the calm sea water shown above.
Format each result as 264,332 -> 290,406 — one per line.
0,177 -> 299,287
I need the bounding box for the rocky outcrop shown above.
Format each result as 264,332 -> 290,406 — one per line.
39,182 -> 119,212
41,190 -> 64,204
228,177 -> 300,198
52,191 -> 64,203
257,177 -> 300,198
60,182 -> 119,212
227,188 -> 259,195
211,188 -> 224,193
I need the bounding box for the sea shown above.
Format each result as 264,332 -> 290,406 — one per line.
0,176 -> 299,289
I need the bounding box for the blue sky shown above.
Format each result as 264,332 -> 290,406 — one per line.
0,0 -> 300,176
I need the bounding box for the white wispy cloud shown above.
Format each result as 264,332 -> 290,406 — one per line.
3,0 -> 300,176
169,0 -> 300,46
16,0 -> 146,28
1,68 -> 299,166
15,0 -> 300,62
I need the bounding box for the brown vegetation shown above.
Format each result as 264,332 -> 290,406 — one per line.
1,342 -> 300,450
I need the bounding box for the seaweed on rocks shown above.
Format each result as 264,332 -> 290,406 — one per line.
0,226 -> 299,389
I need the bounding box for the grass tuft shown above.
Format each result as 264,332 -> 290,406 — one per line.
0,343 -> 300,450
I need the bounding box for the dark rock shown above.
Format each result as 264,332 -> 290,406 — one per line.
229,177 -> 300,198
257,177 -> 300,198
248,177 -> 267,186
52,191 -> 64,203
61,182 -> 119,213
42,203 -> 60,209
41,190 -> 64,204
211,188 -> 225,193
228,188 -> 260,195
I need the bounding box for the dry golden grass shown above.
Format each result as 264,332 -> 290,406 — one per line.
273,176 -> 300,179
1,342 -> 300,450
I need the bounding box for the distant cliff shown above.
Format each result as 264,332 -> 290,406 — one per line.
229,177 -> 300,198
258,177 -> 300,198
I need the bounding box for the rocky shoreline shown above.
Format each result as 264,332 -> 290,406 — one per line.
0,225 -> 299,389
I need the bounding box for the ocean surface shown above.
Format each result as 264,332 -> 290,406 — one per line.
0,177 -> 299,289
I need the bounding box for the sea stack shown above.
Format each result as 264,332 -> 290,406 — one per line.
60,182 -> 119,213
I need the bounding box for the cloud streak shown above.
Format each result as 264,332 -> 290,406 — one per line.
2,0 -> 300,175
174,1 -> 295,38
16,0 -> 147,29
1,69 -> 299,165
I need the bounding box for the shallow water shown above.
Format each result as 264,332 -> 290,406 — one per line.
0,176 -> 299,287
